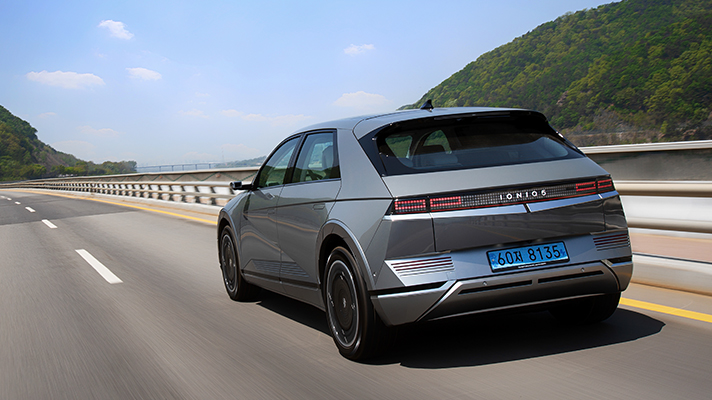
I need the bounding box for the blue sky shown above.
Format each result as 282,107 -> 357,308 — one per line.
1,0 -> 614,166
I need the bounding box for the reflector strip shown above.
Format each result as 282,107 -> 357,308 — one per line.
593,232 -> 630,250
387,256 -> 455,277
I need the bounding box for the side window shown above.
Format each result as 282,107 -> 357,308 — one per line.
292,132 -> 339,183
255,137 -> 299,188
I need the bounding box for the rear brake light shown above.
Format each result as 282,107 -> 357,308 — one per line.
597,178 -> 614,192
393,198 -> 428,214
430,196 -> 463,211
575,181 -> 596,193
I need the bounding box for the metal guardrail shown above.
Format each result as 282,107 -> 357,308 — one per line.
18,181 -> 236,205
579,139 -> 712,154
616,181 -> 712,198
580,140 -> 712,181
0,167 -> 260,206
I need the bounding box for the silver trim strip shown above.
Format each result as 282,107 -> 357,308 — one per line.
527,193 -> 602,212
599,190 -> 619,199
430,204 -> 527,219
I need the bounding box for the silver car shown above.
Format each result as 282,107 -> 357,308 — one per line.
217,105 -> 633,360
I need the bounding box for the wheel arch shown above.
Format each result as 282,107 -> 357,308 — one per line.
318,220 -> 376,292
217,210 -> 233,258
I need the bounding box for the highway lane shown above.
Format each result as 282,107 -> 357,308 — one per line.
1,190 -> 712,399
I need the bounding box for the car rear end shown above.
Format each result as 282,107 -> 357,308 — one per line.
356,109 -> 633,326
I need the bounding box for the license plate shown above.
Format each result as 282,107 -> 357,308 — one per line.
488,242 -> 569,272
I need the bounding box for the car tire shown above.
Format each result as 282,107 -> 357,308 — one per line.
220,225 -> 259,301
549,292 -> 621,325
324,246 -> 392,361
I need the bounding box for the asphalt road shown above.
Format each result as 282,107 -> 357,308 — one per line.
2,190 -> 712,400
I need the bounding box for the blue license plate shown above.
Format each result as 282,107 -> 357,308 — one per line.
488,242 -> 569,271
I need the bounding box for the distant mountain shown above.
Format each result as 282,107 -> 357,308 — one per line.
216,156 -> 266,168
402,0 -> 712,146
0,105 -> 136,181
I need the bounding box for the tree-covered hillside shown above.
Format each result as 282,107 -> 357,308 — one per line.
403,0 -> 712,145
0,105 -> 136,181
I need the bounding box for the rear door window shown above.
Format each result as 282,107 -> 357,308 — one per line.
292,131 -> 339,183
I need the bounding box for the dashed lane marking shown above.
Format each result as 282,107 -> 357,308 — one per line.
620,298 -> 712,324
42,219 -> 58,229
76,249 -> 122,284
7,190 -> 217,225
25,207 -> 36,213
15,202 -> 21,205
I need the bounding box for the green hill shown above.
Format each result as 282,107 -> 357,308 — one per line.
403,0 -> 712,146
0,105 -> 136,181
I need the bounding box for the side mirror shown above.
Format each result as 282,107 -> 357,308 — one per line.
229,181 -> 252,191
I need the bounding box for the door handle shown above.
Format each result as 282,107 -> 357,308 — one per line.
313,203 -> 325,210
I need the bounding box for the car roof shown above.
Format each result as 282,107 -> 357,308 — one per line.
293,107 -> 542,139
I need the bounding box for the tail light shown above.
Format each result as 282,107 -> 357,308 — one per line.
391,176 -> 617,215
597,178 -> 614,192
393,198 -> 428,213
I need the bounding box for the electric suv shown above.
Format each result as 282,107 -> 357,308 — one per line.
217,105 -> 633,360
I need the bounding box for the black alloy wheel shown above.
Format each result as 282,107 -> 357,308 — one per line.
324,246 -> 392,360
220,225 -> 258,301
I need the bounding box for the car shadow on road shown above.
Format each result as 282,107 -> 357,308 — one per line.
254,290 -> 664,368
374,308 -> 664,368
255,289 -> 331,335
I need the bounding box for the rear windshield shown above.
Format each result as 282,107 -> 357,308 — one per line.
360,113 -> 583,176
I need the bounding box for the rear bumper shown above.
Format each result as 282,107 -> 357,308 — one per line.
372,260 -> 631,326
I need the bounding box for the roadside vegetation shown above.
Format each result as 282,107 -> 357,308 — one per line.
0,105 -> 136,182
403,0 -> 712,146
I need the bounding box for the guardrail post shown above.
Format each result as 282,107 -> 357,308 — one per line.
209,186 -> 217,206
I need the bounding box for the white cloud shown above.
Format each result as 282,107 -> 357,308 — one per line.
333,91 -> 391,111
220,109 -> 242,118
344,44 -> 375,56
126,67 -> 162,81
195,92 -> 210,98
79,125 -> 122,137
38,112 -> 57,119
180,109 -> 209,119
241,113 -> 270,122
220,110 -> 311,126
26,70 -> 105,89
98,20 -> 134,39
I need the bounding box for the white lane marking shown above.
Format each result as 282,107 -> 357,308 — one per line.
75,249 -> 123,284
7,198 -> 12,201
42,219 -> 58,229
25,207 -> 36,213
15,202 -> 21,205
